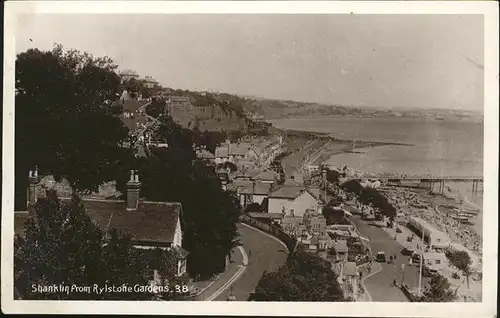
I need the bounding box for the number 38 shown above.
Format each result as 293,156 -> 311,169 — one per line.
174,285 -> 189,293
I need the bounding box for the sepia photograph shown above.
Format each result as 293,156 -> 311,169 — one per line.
2,1 -> 498,317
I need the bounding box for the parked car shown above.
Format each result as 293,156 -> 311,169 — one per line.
422,265 -> 438,277
375,251 -> 387,262
401,246 -> 414,256
412,252 -> 422,263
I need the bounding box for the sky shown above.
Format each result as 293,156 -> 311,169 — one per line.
15,14 -> 484,112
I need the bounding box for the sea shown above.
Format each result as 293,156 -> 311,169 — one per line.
269,116 -> 484,234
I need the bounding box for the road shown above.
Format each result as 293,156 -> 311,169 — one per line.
214,223 -> 288,301
351,215 -> 429,302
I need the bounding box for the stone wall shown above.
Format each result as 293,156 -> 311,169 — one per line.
240,214 -> 298,253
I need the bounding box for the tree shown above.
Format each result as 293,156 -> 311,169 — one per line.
341,179 -> 396,218
445,249 -> 472,289
245,202 -> 263,213
342,179 -> 363,196
121,78 -> 152,99
199,130 -> 226,153
420,274 -> 456,302
14,191 -> 181,300
136,116 -> 241,278
15,44 -> 133,210
324,168 -> 341,184
145,98 -> 166,118
249,248 -> 344,301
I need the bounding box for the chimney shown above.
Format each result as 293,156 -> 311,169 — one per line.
27,167 -> 40,207
126,170 -> 141,211
252,180 -> 256,194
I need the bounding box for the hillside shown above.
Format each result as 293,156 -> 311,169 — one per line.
145,88 -> 272,136
210,93 -> 483,122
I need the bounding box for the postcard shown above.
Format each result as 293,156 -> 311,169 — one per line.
2,1 -> 498,317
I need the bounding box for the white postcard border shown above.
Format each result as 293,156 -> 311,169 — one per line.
2,1 -> 498,317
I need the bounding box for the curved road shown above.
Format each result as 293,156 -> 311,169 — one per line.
351,215 -> 429,302
214,223 -> 288,301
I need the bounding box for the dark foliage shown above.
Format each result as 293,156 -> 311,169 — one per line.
341,179 -> 396,217
15,44 -> 133,210
249,248 -> 344,301
419,274 -> 456,302
136,116 -> 241,278
145,98 -> 166,118
245,202 -> 263,213
445,249 -> 472,289
324,168 -> 341,183
14,191 -> 184,300
122,78 -> 152,99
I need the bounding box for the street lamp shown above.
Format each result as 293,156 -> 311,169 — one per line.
401,263 -> 405,286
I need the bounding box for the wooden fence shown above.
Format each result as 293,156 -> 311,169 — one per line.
240,214 -> 298,253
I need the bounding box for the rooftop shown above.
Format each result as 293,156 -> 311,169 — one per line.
247,212 -> 283,219
344,262 -> 358,276
215,145 -> 229,158
333,240 -> 348,253
409,216 -> 450,238
15,198 -> 182,247
228,143 -> 252,156
254,170 -> 278,182
240,182 -> 273,195
269,185 -> 306,199
196,149 -> 215,159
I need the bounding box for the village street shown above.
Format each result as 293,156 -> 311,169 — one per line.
213,223 -> 289,301
351,215 -> 429,302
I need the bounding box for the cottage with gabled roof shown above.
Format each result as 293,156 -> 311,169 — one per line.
267,182 -> 322,218
238,180 -> 273,207
253,170 -> 278,184
15,169 -> 189,277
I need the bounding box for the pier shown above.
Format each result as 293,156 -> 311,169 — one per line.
353,175 -> 483,195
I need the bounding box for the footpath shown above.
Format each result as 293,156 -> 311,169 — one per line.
191,246 -> 246,301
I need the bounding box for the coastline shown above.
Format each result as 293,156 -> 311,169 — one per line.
281,128 -> 414,175
279,128 -> 483,241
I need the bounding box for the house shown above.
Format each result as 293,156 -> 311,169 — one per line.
214,141 -> 260,166
408,217 -> 451,249
214,142 -> 230,164
318,233 -> 331,251
143,76 -> 159,89
307,235 -> 319,252
305,213 -> 327,235
195,146 -> 215,163
119,69 -> 140,82
119,99 -> 149,132
253,170 -> 278,185
423,252 -> 448,271
268,183 -> 322,217
307,164 -> 320,174
281,215 -> 304,236
15,169 -> 189,277
229,143 -> 253,163
332,240 -> 349,263
342,262 -> 359,300
239,181 -> 273,207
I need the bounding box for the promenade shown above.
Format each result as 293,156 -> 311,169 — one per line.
351,214 -> 429,302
